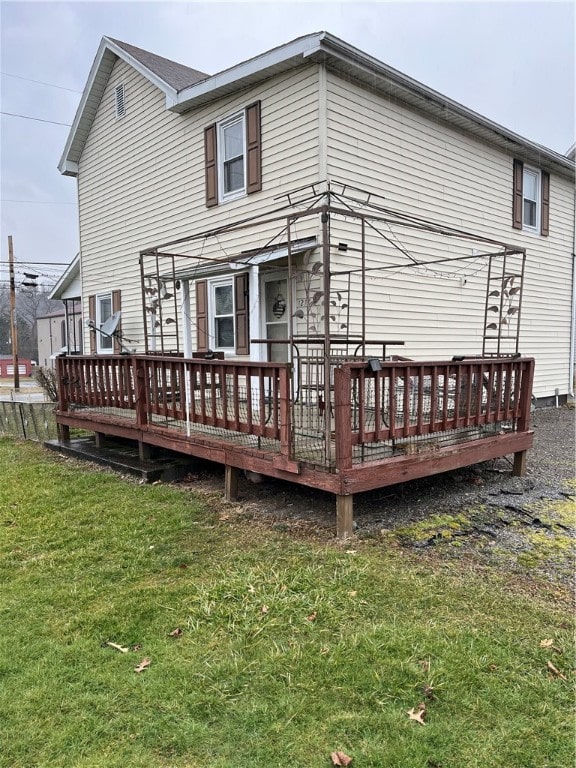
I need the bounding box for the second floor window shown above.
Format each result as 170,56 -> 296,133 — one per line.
522,167 -> 540,231
204,101 -> 262,207
513,158 -> 549,236
219,113 -> 245,199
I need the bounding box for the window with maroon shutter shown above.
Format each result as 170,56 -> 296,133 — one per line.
512,159 -> 523,230
541,171 -> 550,237
196,280 -> 208,351
112,290 -> 121,353
512,159 -> 550,236
204,103 -> 261,206
234,273 -> 249,355
204,125 -> 218,207
88,295 -> 96,354
246,101 -> 262,194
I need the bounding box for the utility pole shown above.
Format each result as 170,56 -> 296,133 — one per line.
8,236 -> 19,391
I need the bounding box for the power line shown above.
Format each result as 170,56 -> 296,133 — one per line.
1,111 -> 72,127
0,71 -> 83,94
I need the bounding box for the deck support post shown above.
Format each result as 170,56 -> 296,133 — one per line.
224,465 -> 239,501
512,450 -> 527,476
336,494 -> 354,539
139,441 -> 151,461
57,423 -> 70,443
94,432 -> 106,449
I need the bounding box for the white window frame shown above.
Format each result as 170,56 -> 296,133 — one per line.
522,165 -> 541,233
217,111 -> 246,203
209,277 -> 235,351
114,84 -> 126,119
95,292 -> 113,353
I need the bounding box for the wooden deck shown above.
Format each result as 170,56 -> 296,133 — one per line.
55,354 -> 535,537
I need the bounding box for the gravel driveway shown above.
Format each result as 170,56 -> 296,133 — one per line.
186,406 -> 575,587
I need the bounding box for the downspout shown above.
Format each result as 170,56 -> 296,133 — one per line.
570,185 -> 576,397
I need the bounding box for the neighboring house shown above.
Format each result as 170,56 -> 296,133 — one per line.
48,254 -> 83,357
0,356 -> 33,377
36,310 -> 66,368
58,32 -> 575,402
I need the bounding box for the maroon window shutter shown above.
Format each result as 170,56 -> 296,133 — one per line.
196,280 -> 209,352
234,273 -> 249,355
88,294 -> 96,354
541,171 -> 550,237
112,290 -> 122,353
512,159 -> 523,230
204,124 -> 218,208
246,101 -> 262,195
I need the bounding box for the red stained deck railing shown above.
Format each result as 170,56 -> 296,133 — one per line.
58,355 -> 291,442
57,354 -> 534,472
333,357 -> 534,470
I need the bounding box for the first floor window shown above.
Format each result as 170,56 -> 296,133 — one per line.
96,293 -> 113,352
196,274 -> 249,355
211,279 -> 235,349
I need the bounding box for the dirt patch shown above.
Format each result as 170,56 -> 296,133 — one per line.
178,406 -> 575,587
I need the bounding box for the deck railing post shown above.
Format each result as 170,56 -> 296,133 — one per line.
279,364 -> 293,458
334,365 -> 353,471
133,355 -> 148,429
56,355 -> 70,442
513,357 -> 535,476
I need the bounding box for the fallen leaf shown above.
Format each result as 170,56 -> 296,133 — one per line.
345,550 -> 357,555
348,591 -> 358,597
260,605 -> 269,614
134,658 -> 151,673
105,641 -> 129,653
168,627 -> 183,637
547,661 -> 567,681
320,647 -> 329,655
423,684 -> 436,700
306,612 -> 317,622
131,644 -> 142,652
488,664 -> 498,671
330,750 -> 353,766
540,639 -> 563,653
407,702 -> 426,725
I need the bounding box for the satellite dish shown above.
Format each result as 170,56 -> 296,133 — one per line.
100,311 -> 122,337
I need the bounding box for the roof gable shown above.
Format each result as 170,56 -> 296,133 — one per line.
58,37 -> 209,176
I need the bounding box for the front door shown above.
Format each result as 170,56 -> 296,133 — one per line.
262,272 -> 289,362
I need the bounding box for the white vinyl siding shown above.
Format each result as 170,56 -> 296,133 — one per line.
77,60 -> 320,357
325,70 -> 574,398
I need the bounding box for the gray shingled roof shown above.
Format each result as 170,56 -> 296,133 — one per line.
108,38 -> 209,91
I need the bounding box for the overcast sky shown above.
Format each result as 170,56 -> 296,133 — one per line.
0,0 -> 574,288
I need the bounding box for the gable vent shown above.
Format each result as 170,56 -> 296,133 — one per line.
114,84 -> 125,118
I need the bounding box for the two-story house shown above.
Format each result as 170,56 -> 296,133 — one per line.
54,32 -> 574,536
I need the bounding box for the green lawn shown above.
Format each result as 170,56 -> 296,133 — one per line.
0,438 -> 573,768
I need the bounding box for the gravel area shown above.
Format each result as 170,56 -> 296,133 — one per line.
181,406 -> 575,586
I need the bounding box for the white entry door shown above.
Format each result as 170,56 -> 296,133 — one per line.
262,272 -> 289,362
